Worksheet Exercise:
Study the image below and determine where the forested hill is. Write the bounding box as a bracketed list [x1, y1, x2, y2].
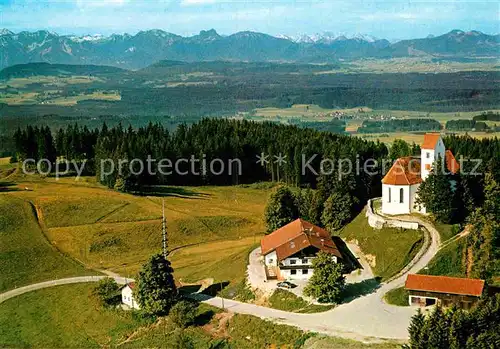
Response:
[0, 63, 126, 79]
[13, 119, 388, 209]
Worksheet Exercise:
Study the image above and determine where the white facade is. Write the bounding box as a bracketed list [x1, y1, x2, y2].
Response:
[381, 184, 412, 215]
[264, 251, 277, 267]
[381, 183, 427, 215]
[421, 137, 445, 180]
[263, 253, 338, 281]
[121, 285, 140, 309]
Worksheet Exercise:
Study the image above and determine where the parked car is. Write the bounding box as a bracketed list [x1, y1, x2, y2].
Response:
[277, 281, 297, 289]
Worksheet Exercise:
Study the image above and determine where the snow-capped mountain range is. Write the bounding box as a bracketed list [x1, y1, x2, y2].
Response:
[0, 28, 498, 70]
[276, 32, 379, 44]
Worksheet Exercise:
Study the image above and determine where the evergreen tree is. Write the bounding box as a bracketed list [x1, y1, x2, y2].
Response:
[415, 157, 457, 223]
[303, 251, 345, 303]
[467, 173, 500, 281]
[425, 306, 449, 349]
[134, 253, 177, 315]
[321, 191, 354, 232]
[389, 139, 412, 160]
[264, 186, 299, 233]
[408, 309, 426, 349]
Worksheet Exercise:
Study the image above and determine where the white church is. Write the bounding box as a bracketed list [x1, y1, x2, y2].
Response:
[381, 133, 460, 215]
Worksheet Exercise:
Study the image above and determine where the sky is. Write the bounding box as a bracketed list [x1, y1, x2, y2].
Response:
[0, 0, 498, 40]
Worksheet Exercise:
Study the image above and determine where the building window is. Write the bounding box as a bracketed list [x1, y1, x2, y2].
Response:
[399, 188, 404, 203]
[290, 269, 297, 275]
[302, 258, 308, 264]
[268, 259, 273, 264]
[290, 259, 296, 265]
[302, 269, 308, 275]
[388, 187, 391, 202]
[426, 152, 431, 159]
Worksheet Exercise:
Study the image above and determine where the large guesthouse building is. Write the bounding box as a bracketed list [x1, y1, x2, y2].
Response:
[260, 218, 344, 281]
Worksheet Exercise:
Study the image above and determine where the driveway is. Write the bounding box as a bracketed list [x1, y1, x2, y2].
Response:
[243, 213, 441, 341]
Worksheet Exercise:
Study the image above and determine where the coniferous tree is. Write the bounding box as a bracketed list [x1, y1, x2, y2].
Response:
[425, 306, 449, 349]
[264, 186, 299, 233]
[415, 157, 456, 223]
[134, 253, 177, 315]
[407, 309, 426, 349]
[321, 191, 354, 232]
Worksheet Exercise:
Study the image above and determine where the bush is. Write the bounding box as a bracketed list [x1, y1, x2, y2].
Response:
[169, 300, 198, 329]
[92, 278, 120, 307]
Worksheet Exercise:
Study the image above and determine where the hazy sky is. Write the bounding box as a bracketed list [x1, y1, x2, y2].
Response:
[0, 0, 498, 39]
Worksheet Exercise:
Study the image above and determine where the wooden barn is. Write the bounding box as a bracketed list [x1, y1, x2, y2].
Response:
[405, 274, 485, 309]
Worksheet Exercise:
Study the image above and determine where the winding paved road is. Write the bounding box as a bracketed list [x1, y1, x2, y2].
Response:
[0, 276, 130, 304]
[0, 214, 441, 343]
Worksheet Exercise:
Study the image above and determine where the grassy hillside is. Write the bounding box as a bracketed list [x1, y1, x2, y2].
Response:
[0, 283, 399, 348]
[4, 176, 269, 286]
[421, 239, 467, 277]
[338, 209, 424, 280]
[0, 194, 93, 292]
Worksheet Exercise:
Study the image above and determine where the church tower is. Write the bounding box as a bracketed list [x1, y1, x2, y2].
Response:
[420, 133, 445, 180]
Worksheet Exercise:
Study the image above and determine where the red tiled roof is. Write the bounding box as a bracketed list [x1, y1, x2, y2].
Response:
[127, 282, 135, 289]
[261, 218, 342, 261]
[405, 274, 485, 297]
[422, 133, 442, 150]
[445, 150, 460, 174]
[382, 157, 422, 185]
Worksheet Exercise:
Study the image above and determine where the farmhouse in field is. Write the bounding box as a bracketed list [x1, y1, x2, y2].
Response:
[405, 274, 485, 309]
[382, 133, 460, 215]
[261, 218, 344, 281]
[121, 282, 140, 309]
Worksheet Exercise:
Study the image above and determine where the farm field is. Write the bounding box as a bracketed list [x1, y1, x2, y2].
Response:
[253, 104, 372, 119]
[1, 175, 270, 287]
[0, 75, 103, 88]
[250, 104, 500, 143]
[358, 131, 500, 144]
[337, 209, 424, 280]
[328, 57, 500, 74]
[0, 90, 120, 106]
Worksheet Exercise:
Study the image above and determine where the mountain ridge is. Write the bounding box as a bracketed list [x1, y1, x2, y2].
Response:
[0, 28, 498, 70]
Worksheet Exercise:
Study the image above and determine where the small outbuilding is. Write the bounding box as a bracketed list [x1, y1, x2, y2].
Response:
[405, 274, 485, 309]
[121, 282, 140, 309]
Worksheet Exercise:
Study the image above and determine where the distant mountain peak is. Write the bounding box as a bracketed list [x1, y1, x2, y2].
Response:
[199, 29, 219, 37]
[0, 29, 13, 36]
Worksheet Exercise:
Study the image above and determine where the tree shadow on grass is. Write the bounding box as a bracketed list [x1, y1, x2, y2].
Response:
[194, 309, 216, 326]
[178, 284, 202, 295]
[0, 181, 20, 192]
[332, 236, 362, 272]
[340, 277, 382, 304]
[201, 281, 230, 297]
[135, 186, 211, 199]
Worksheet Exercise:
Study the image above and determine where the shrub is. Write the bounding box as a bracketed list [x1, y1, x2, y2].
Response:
[169, 300, 198, 329]
[92, 278, 120, 307]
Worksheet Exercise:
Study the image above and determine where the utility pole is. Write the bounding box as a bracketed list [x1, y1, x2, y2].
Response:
[162, 199, 167, 258]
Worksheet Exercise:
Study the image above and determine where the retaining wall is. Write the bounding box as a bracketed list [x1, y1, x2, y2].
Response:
[366, 198, 419, 230]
